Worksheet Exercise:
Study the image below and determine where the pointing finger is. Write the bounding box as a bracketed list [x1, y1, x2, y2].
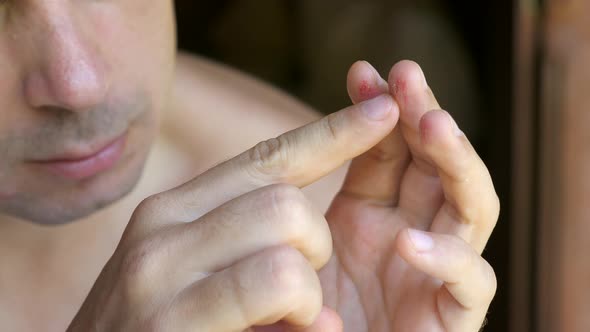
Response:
[143, 93, 399, 227]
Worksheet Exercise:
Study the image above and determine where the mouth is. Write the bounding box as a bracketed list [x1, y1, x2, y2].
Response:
[29, 131, 128, 180]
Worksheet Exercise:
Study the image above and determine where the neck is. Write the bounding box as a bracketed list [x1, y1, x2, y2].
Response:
[0, 204, 131, 332]
[0, 194, 131, 298]
[0, 207, 126, 262]
[0, 130, 198, 283]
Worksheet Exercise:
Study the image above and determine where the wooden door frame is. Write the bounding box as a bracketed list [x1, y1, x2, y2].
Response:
[514, 1, 590, 331]
[511, 1, 540, 331]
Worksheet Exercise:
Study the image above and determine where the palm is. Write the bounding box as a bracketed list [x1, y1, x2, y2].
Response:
[321, 174, 449, 331]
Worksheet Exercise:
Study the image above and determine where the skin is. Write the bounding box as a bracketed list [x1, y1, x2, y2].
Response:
[0, 1, 499, 331]
[0, 0, 176, 223]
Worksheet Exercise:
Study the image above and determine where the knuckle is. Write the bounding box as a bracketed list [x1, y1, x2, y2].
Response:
[366, 140, 398, 163]
[479, 260, 498, 302]
[475, 190, 500, 227]
[267, 184, 312, 238]
[489, 192, 501, 220]
[451, 239, 476, 275]
[323, 113, 340, 141]
[266, 246, 316, 301]
[262, 184, 332, 269]
[133, 194, 167, 221]
[248, 136, 292, 179]
[119, 240, 167, 298]
[442, 202, 467, 224]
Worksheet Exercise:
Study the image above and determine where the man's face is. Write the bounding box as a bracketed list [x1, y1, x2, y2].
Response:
[0, 1, 177, 224]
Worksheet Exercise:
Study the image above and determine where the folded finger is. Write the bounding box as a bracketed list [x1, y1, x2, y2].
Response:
[159, 184, 332, 278]
[141, 93, 399, 228]
[419, 110, 499, 252]
[167, 246, 323, 331]
[396, 229, 496, 331]
[397, 229, 497, 307]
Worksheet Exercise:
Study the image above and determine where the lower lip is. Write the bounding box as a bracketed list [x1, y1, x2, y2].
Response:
[36, 134, 127, 180]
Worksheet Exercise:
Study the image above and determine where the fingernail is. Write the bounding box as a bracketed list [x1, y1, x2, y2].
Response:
[446, 112, 464, 137]
[418, 66, 428, 87]
[361, 94, 392, 121]
[364, 61, 381, 82]
[408, 229, 434, 252]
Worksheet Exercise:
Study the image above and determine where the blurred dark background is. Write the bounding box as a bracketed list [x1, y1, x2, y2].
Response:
[174, 1, 514, 331]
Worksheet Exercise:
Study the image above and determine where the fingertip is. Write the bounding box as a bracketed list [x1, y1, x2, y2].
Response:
[397, 228, 436, 258]
[388, 60, 428, 99]
[388, 60, 437, 130]
[346, 61, 368, 87]
[419, 110, 471, 179]
[357, 94, 399, 123]
[315, 307, 344, 332]
[280, 306, 343, 332]
[347, 60, 370, 78]
[419, 110, 454, 145]
[347, 61, 388, 103]
[395, 228, 420, 261]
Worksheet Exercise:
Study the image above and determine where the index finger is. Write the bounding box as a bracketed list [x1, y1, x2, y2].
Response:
[153, 94, 399, 223]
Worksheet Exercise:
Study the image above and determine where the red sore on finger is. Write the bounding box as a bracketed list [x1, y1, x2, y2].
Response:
[359, 79, 380, 100]
[394, 79, 406, 94]
[393, 79, 408, 104]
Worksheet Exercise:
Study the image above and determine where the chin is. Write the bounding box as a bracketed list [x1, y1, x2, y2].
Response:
[1, 141, 151, 226]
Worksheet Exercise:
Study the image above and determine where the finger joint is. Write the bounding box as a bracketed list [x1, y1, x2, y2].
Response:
[248, 136, 292, 181]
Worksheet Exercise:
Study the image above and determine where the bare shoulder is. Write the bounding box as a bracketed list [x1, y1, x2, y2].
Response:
[166, 52, 322, 155]
[164, 52, 346, 212]
[173, 52, 320, 123]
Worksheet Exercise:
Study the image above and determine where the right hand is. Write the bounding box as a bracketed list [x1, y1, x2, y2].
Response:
[67, 91, 400, 331]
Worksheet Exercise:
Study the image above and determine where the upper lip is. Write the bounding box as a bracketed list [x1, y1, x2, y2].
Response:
[30, 132, 126, 163]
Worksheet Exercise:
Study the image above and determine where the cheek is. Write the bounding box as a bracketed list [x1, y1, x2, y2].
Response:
[0, 28, 32, 140]
[0, 64, 17, 138]
[90, 1, 176, 107]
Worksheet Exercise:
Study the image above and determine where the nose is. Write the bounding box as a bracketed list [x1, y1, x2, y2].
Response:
[23, 13, 109, 112]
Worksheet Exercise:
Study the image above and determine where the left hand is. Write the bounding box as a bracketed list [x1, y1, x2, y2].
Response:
[315, 60, 499, 332]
